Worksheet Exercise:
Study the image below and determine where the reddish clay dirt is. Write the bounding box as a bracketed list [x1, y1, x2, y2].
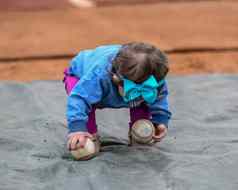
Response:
[1, 52, 238, 81]
[0, 1, 238, 81]
[1, 2, 238, 58]
[169, 52, 238, 75]
[94, 0, 233, 7]
[0, 0, 71, 11]
[0, 0, 223, 10]
[95, 0, 178, 6]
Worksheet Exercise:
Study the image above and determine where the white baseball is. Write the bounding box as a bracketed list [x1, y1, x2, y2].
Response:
[71, 138, 96, 160]
[131, 119, 154, 144]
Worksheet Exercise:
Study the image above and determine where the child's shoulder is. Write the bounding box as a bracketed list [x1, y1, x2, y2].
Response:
[76, 44, 121, 56]
[73, 44, 121, 64]
[70, 44, 121, 79]
[90, 44, 122, 60]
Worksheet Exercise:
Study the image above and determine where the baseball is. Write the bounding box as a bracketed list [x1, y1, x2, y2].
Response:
[131, 119, 155, 144]
[70, 138, 96, 160]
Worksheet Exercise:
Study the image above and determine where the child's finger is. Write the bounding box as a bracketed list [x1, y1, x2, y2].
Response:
[68, 132, 92, 139]
[67, 135, 78, 150]
[78, 135, 87, 148]
[71, 136, 81, 150]
[67, 137, 73, 150]
[67, 132, 92, 150]
[85, 133, 93, 139]
[153, 128, 167, 141]
[153, 131, 166, 141]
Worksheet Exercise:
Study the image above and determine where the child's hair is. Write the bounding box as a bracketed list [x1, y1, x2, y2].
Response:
[112, 42, 169, 83]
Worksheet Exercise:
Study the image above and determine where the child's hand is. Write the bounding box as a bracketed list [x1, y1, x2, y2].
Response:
[153, 124, 168, 142]
[67, 131, 93, 151]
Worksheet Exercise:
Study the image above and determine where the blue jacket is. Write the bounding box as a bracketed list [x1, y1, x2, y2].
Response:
[66, 45, 172, 133]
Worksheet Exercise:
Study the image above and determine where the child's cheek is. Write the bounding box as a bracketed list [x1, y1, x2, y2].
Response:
[118, 86, 124, 97]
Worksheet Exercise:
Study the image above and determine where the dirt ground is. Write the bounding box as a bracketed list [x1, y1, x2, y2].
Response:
[0, 1, 238, 81]
[0, 0, 71, 10]
[1, 52, 238, 81]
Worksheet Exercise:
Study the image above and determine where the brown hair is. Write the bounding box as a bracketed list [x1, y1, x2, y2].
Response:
[112, 42, 169, 83]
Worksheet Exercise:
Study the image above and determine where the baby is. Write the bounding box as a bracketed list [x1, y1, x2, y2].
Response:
[63, 42, 172, 159]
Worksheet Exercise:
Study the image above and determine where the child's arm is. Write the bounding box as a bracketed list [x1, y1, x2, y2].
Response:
[66, 69, 108, 150]
[66, 71, 105, 149]
[67, 71, 104, 133]
[149, 81, 171, 127]
[149, 81, 172, 141]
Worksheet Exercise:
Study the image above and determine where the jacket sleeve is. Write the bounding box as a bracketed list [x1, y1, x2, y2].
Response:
[66, 71, 104, 133]
[68, 50, 91, 78]
[148, 81, 172, 128]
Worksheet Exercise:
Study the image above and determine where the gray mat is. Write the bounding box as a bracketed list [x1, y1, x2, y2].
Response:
[1, 75, 238, 190]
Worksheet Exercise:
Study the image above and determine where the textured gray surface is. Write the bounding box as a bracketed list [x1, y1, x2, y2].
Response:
[0, 75, 238, 190]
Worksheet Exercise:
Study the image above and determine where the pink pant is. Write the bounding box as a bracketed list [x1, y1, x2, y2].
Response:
[63, 69, 150, 134]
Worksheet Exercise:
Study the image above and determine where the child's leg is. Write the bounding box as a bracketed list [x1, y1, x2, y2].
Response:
[63, 69, 79, 95]
[63, 69, 97, 134]
[129, 103, 151, 128]
[129, 103, 153, 145]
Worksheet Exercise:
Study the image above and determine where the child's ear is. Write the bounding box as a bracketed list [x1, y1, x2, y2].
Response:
[112, 74, 122, 85]
[111, 66, 123, 85]
[154, 63, 169, 80]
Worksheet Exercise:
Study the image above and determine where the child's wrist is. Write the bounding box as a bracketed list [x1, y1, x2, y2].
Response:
[68, 120, 88, 133]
